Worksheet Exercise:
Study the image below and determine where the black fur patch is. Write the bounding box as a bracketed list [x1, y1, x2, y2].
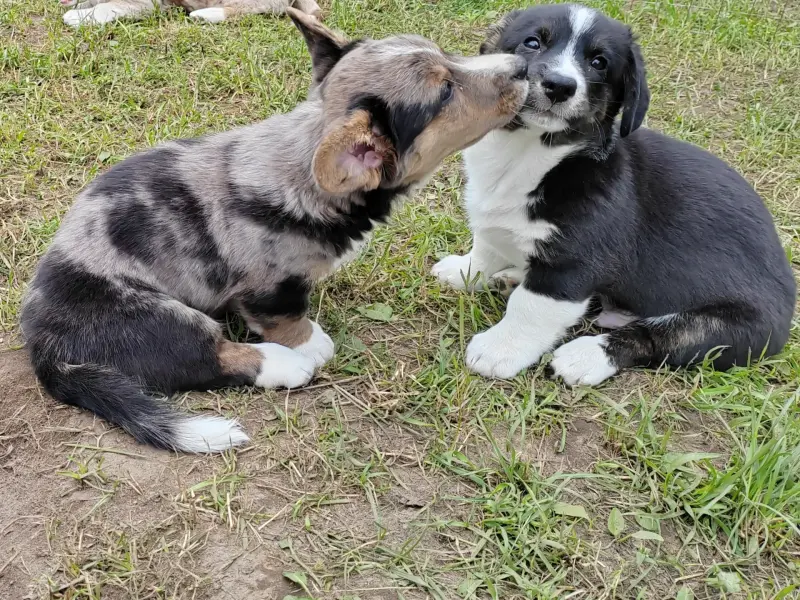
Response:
[339, 39, 365, 56]
[98, 147, 232, 292]
[107, 201, 157, 264]
[348, 94, 443, 156]
[390, 102, 443, 155]
[304, 32, 364, 84]
[239, 275, 311, 319]
[226, 158, 406, 257]
[175, 137, 203, 147]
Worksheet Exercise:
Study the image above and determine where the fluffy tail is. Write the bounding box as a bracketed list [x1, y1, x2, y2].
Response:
[37, 362, 249, 453]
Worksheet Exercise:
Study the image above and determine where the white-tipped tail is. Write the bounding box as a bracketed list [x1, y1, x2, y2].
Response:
[172, 416, 249, 453]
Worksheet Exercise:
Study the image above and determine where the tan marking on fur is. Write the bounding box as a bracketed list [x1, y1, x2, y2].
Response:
[259, 316, 314, 348]
[218, 340, 262, 377]
[287, 7, 347, 44]
[291, 0, 320, 19]
[427, 64, 449, 85]
[313, 110, 396, 194]
[399, 68, 525, 184]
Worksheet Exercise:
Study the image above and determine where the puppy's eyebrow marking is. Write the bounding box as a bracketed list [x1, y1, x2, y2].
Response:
[568, 5, 595, 38]
[547, 5, 596, 103]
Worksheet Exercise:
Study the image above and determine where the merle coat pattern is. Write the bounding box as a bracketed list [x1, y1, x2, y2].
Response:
[21, 10, 529, 451]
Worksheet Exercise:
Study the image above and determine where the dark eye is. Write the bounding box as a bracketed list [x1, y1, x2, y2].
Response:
[440, 80, 454, 103]
[591, 55, 607, 70]
[523, 36, 541, 50]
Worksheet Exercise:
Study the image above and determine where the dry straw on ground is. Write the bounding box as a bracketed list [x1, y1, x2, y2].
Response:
[1, 0, 798, 598]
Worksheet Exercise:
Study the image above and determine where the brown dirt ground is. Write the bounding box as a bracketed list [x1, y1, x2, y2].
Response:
[0, 349, 464, 599]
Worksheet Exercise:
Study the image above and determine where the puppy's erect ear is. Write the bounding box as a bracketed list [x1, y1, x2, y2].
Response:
[313, 110, 397, 195]
[479, 11, 519, 55]
[287, 7, 349, 84]
[619, 39, 650, 138]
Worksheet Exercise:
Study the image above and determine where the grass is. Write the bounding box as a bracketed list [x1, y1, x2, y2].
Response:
[0, 0, 798, 598]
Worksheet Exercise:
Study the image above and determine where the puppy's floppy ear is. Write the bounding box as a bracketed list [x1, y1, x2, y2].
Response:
[287, 7, 349, 84]
[619, 39, 650, 138]
[313, 110, 397, 195]
[479, 11, 518, 55]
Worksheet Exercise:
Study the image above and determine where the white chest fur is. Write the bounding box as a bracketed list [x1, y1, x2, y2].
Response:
[462, 129, 576, 267]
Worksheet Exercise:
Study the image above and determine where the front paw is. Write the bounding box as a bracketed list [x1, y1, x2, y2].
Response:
[293, 321, 335, 368]
[466, 325, 543, 379]
[550, 335, 617, 386]
[432, 254, 479, 291]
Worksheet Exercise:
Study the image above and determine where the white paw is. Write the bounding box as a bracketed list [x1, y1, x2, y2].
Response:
[60, 0, 77, 6]
[488, 267, 524, 297]
[63, 4, 119, 25]
[432, 254, 481, 290]
[466, 324, 544, 379]
[253, 343, 315, 389]
[550, 335, 618, 386]
[293, 321, 335, 368]
[189, 7, 226, 22]
[63, 8, 87, 25]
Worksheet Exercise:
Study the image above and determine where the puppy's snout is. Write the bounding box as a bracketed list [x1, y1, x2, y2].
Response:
[511, 58, 528, 81]
[542, 73, 577, 103]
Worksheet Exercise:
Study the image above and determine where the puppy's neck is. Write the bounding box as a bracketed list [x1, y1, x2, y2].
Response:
[539, 118, 618, 162]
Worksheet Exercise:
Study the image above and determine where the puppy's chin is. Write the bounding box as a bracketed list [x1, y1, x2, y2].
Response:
[519, 109, 570, 133]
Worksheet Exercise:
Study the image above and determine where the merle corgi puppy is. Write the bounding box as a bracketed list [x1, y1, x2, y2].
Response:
[21, 10, 529, 451]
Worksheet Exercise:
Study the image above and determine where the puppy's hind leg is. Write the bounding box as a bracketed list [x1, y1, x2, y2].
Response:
[63, 0, 156, 26]
[217, 339, 316, 389]
[189, 0, 296, 23]
[550, 302, 786, 386]
[487, 267, 525, 298]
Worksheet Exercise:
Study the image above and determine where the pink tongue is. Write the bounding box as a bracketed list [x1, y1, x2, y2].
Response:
[362, 150, 382, 169]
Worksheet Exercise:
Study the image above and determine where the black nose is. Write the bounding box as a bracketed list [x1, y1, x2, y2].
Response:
[512, 59, 528, 80]
[542, 73, 577, 103]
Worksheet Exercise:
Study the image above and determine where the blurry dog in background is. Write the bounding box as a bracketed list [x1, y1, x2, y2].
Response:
[59, 0, 321, 27]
